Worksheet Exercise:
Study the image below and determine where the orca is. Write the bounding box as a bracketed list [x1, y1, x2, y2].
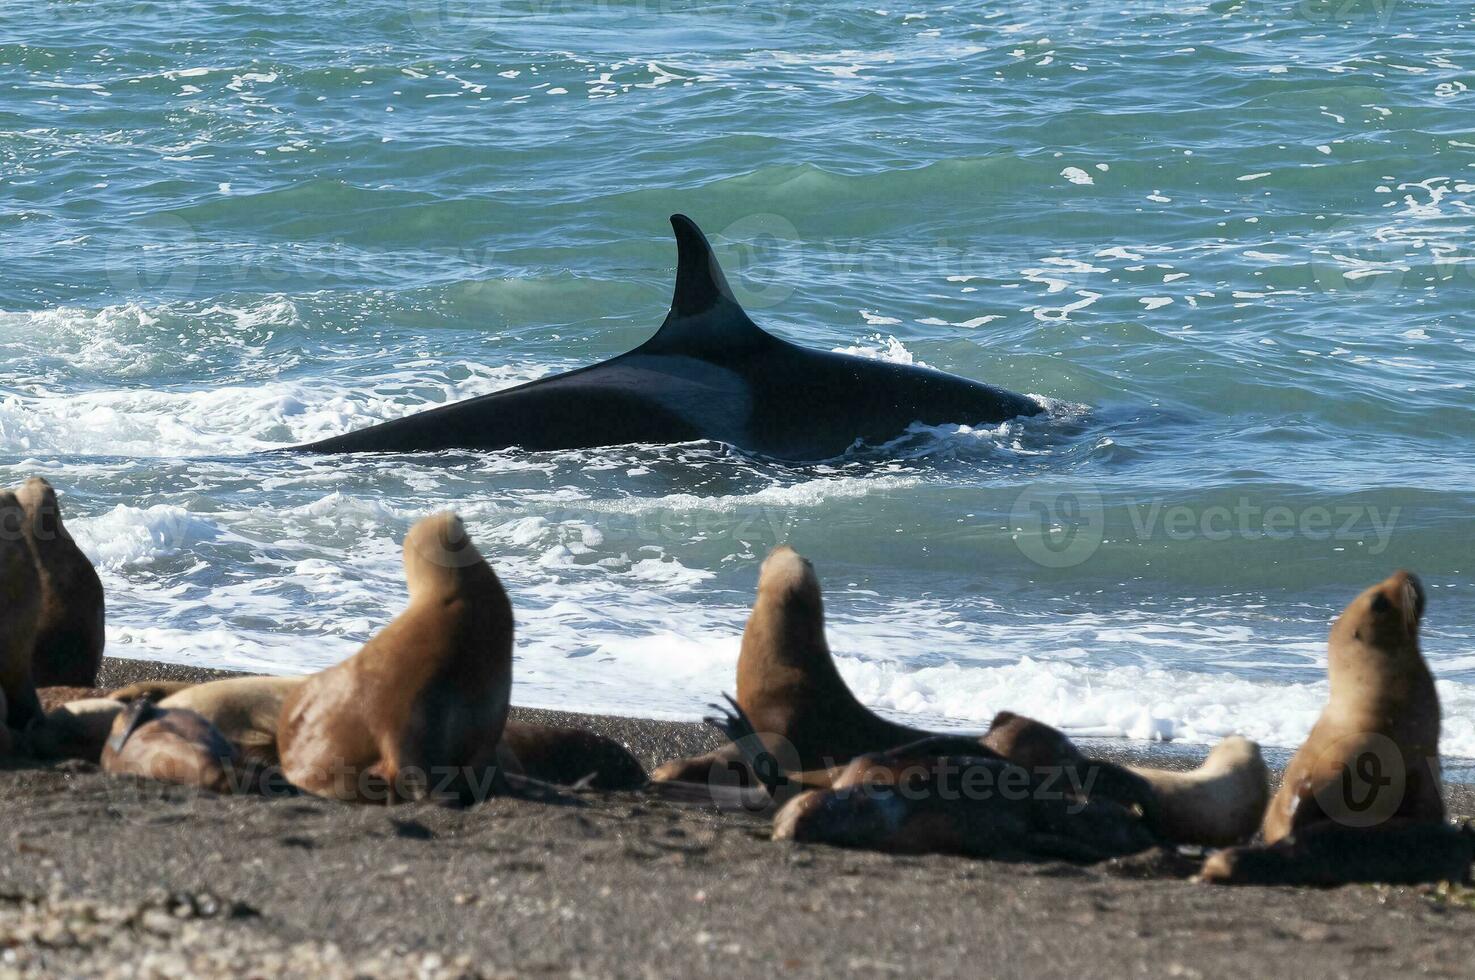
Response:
[297, 215, 1042, 462]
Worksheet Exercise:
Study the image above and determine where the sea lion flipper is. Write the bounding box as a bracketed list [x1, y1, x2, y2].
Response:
[107, 698, 155, 756]
[702, 693, 756, 744]
[704, 693, 787, 797]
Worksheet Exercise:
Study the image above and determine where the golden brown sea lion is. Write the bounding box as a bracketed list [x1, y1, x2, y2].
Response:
[1128, 736, 1269, 847]
[0, 491, 43, 732]
[1262, 571, 1441, 843]
[652, 546, 944, 786]
[15, 478, 105, 688]
[1201, 819, 1474, 887]
[101, 700, 245, 794]
[107, 680, 197, 704]
[277, 513, 514, 804]
[159, 675, 303, 767]
[112, 674, 642, 789]
[26, 697, 125, 762]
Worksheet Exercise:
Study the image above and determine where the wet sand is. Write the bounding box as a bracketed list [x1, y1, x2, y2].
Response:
[1, 657, 1472, 978]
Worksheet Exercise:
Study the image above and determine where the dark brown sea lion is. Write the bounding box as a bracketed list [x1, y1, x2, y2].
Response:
[1128, 736, 1269, 847]
[0, 687, 10, 757]
[277, 513, 514, 804]
[1262, 571, 1441, 843]
[15, 478, 105, 688]
[651, 546, 974, 786]
[706, 696, 1164, 848]
[0, 490, 43, 732]
[771, 748, 1155, 862]
[499, 721, 647, 790]
[1202, 819, 1474, 887]
[101, 700, 245, 794]
[25, 697, 125, 762]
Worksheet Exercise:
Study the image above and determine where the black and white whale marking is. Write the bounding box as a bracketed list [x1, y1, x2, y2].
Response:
[298, 215, 1042, 462]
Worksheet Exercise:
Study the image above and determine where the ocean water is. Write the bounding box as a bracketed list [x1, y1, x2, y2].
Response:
[3, 0, 1473, 761]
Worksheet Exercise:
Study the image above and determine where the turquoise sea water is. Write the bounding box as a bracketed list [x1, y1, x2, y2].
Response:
[3, 0, 1473, 757]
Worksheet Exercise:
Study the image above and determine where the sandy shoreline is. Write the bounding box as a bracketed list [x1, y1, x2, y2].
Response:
[1, 657, 1472, 978]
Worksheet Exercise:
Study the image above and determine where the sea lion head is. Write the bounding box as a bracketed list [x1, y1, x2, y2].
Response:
[1201, 734, 1264, 775]
[402, 512, 489, 594]
[757, 545, 823, 619]
[983, 711, 1084, 769]
[14, 477, 68, 546]
[1330, 570, 1425, 666]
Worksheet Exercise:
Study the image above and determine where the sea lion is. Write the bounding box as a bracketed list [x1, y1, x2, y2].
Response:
[1262, 571, 1441, 843]
[1201, 819, 1475, 887]
[101, 700, 246, 794]
[0, 491, 43, 732]
[277, 513, 514, 805]
[499, 721, 647, 791]
[652, 546, 961, 786]
[1128, 736, 1269, 847]
[706, 695, 1165, 852]
[108, 680, 197, 704]
[981, 711, 1162, 825]
[14, 478, 105, 688]
[159, 676, 303, 767]
[26, 697, 125, 763]
[771, 748, 1155, 863]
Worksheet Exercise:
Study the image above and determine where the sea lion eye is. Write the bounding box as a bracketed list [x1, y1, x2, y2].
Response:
[1370, 593, 1392, 615]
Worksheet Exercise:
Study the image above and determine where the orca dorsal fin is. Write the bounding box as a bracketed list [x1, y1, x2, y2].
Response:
[640, 214, 773, 357]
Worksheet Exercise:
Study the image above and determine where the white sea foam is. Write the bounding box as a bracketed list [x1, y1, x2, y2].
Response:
[832, 334, 926, 366]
